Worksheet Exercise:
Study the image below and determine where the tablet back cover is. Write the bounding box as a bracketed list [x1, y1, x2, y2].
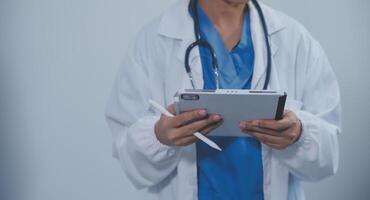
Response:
[175, 90, 286, 137]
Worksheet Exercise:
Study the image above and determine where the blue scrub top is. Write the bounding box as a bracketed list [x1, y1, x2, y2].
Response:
[193, 5, 264, 200]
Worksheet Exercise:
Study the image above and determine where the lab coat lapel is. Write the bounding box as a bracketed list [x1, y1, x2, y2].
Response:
[157, 0, 204, 90]
[158, 0, 287, 91]
[249, 1, 282, 90]
[171, 3, 204, 90]
[159, 0, 285, 91]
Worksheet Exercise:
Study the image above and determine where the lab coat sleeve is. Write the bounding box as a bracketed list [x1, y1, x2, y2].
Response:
[105, 28, 182, 189]
[273, 33, 341, 182]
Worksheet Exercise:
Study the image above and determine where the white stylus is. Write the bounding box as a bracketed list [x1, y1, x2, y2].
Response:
[148, 99, 222, 151]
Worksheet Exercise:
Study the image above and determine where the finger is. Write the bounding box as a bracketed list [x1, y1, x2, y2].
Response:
[173, 135, 198, 146]
[166, 104, 177, 115]
[248, 131, 285, 145]
[258, 119, 291, 131]
[280, 127, 300, 143]
[243, 117, 293, 131]
[172, 109, 208, 127]
[173, 117, 223, 145]
[264, 142, 286, 150]
[167, 104, 201, 116]
[200, 119, 223, 134]
[178, 114, 222, 136]
[240, 122, 281, 136]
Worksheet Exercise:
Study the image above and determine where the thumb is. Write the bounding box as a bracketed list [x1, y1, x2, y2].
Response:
[167, 104, 177, 115]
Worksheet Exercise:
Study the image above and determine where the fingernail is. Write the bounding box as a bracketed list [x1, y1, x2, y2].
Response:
[252, 120, 260, 127]
[213, 115, 221, 121]
[198, 110, 207, 116]
[239, 122, 246, 128]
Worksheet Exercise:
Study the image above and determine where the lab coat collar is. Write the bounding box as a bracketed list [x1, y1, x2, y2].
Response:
[157, 0, 285, 40]
[157, 0, 285, 89]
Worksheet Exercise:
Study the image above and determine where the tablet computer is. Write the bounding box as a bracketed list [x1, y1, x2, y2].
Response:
[174, 89, 287, 137]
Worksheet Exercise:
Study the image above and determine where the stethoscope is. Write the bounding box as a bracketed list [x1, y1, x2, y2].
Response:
[185, 0, 272, 90]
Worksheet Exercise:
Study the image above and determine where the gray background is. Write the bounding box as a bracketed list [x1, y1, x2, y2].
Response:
[0, 0, 369, 199]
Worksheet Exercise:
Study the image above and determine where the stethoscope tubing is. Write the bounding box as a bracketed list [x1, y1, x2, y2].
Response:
[185, 0, 271, 90]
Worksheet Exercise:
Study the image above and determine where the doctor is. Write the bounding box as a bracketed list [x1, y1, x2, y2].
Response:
[106, 0, 341, 199]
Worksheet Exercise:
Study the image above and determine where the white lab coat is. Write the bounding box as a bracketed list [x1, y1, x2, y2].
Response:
[105, 0, 341, 199]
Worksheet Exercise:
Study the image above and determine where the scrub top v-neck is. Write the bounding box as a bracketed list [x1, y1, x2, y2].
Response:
[193, 4, 264, 200]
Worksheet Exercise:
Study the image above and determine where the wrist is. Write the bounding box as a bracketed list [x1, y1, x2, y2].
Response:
[154, 121, 163, 142]
[292, 119, 303, 144]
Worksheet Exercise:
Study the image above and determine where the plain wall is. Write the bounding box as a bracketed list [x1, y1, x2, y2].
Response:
[1, 0, 369, 200]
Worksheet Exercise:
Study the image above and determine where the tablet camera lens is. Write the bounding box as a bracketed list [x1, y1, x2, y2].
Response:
[181, 94, 199, 101]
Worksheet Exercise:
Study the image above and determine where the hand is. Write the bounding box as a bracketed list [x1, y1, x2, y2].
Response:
[239, 111, 302, 150]
[155, 104, 223, 146]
